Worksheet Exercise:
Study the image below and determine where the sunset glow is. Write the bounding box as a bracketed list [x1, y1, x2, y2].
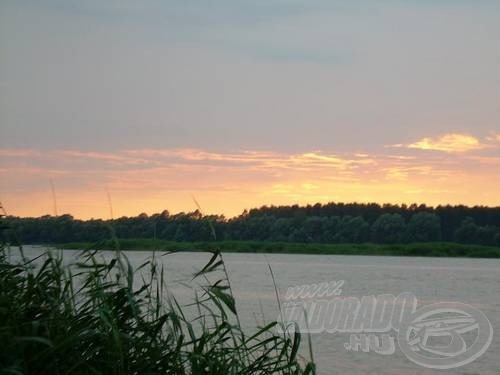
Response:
[2, 135, 499, 219]
[1, 1, 499, 218]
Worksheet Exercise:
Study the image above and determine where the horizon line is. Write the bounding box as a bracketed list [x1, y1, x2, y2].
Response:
[4, 200, 500, 221]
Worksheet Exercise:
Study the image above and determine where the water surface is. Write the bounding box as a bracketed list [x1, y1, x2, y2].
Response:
[16, 246, 500, 375]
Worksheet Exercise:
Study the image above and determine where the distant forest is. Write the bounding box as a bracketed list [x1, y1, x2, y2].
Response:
[2, 203, 500, 246]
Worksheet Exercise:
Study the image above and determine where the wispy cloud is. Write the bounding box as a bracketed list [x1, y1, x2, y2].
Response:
[486, 133, 500, 143]
[1, 145, 499, 218]
[391, 133, 490, 153]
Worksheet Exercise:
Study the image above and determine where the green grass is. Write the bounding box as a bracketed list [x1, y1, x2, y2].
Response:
[58, 239, 500, 258]
[0, 243, 315, 374]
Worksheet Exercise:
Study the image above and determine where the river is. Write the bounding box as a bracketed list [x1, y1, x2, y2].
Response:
[14, 246, 500, 374]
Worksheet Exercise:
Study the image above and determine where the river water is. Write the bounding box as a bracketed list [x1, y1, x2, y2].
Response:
[15, 246, 500, 374]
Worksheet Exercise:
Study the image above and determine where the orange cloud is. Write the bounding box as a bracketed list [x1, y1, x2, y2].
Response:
[0, 149, 40, 157]
[486, 133, 500, 143]
[1, 147, 499, 219]
[405, 133, 485, 153]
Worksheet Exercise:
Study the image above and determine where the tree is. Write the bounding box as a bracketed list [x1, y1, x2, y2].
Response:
[371, 214, 406, 244]
[303, 216, 328, 243]
[335, 216, 370, 243]
[288, 227, 311, 243]
[270, 218, 292, 242]
[322, 216, 341, 243]
[454, 217, 480, 244]
[4, 203, 500, 245]
[406, 212, 441, 242]
[495, 232, 500, 246]
[475, 225, 498, 246]
[452, 218, 499, 245]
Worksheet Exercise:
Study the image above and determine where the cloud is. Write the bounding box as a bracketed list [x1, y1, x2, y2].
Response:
[1, 146, 500, 219]
[0, 149, 40, 157]
[486, 133, 500, 143]
[393, 133, 486, 153]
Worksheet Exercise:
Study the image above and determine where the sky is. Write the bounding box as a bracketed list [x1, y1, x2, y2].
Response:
[1, 0, 499, 219]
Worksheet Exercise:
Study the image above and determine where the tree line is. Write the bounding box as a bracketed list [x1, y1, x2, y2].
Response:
[2, 203, 500, 246]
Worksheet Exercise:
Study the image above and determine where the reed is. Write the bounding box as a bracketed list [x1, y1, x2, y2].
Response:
[0, 240, 315, 374]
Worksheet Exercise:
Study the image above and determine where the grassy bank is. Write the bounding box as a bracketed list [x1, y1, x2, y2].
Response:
[58, 239, 500, 258]
[0, 243, 315, 374]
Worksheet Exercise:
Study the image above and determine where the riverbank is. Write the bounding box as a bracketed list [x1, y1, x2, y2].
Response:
[57, 239, 500, 258]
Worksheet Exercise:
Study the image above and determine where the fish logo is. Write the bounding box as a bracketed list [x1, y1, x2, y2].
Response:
[398, 302, 493, 369]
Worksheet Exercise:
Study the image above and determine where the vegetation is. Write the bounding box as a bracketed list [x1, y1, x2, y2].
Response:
[3, 202, 500, 246]
[59, 239, 500, 258]
[1, 203, 498, 374]
[0, 220, 315, 373]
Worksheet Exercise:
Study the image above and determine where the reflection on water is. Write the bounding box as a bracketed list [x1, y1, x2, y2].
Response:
[15, 246, 500, 375]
